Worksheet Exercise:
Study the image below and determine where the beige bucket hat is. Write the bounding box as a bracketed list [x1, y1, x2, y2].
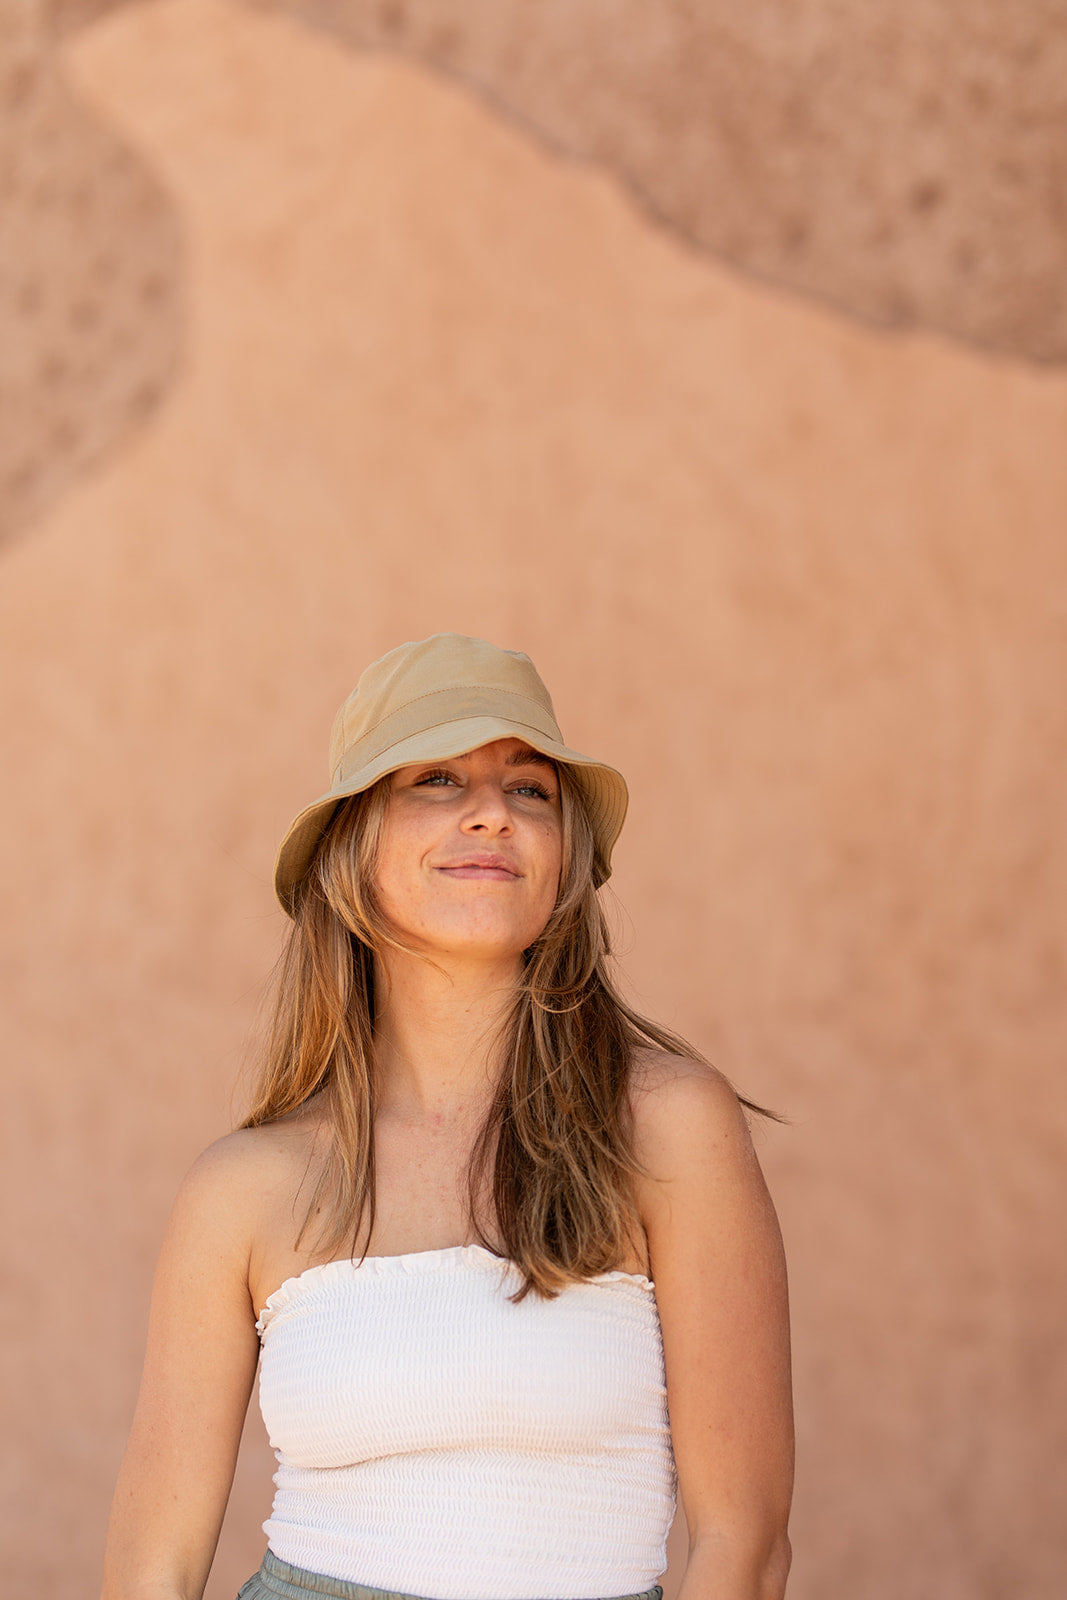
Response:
[274, 633, 628, 916]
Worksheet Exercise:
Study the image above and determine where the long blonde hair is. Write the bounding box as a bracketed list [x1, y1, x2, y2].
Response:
[244, 767, 753, 1298]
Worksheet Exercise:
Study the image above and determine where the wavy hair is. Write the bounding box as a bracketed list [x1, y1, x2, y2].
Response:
[243, 766, 765, 1299]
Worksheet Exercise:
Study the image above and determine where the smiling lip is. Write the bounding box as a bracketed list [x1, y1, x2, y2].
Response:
[436, 855, 521, 881]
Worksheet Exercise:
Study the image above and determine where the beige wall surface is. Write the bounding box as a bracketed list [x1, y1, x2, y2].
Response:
[2, 2, 1066, 1597]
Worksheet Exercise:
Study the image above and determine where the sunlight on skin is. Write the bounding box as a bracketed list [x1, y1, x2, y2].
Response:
[376, 738, 564, 971]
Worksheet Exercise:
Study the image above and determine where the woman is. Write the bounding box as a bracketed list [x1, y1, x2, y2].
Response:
[101, 633, 793, 1600]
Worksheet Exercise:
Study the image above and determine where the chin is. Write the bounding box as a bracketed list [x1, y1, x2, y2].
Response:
[414, 922, 538, 964]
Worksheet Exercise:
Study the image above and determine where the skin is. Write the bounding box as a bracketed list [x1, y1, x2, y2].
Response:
[101, 737, 793, 1600]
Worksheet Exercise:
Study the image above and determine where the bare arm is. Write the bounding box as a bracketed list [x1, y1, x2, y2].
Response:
[633, 1062, 794, 1600]
[101, 1137, 262, 1600]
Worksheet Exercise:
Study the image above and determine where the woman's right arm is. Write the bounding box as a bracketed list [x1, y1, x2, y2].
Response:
[101, 1136, 263, 1600]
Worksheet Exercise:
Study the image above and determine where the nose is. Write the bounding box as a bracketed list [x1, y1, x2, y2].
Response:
[459, 777, 513, 835]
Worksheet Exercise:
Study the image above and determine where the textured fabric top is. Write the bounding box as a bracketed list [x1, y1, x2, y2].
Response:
[255, 1244, 676, 1600]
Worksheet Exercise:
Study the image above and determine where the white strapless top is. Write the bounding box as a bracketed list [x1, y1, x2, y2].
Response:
[255, 1244, 676, 1599]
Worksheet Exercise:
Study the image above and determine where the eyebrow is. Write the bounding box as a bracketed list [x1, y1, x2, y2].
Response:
[505, 746, 555, 769]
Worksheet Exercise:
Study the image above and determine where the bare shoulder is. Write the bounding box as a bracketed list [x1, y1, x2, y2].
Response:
[169, 1102, 328, 1248]
[629, 1048, 754, 1178]
[628, 1048, 786, 1340]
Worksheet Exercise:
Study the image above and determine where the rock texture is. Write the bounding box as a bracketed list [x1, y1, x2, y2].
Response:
[12, 0, 1066, 542]
[2, 6, 1065, 1600]
[0, 0, 181, 544]
[54, 0, 1067, 363]
[3, 3, 1067, 1599]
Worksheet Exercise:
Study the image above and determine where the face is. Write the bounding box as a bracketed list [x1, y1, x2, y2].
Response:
[374, 738, 564, 965]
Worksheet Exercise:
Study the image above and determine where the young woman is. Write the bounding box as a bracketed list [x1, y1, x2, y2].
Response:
[101, 632, 794, 1600]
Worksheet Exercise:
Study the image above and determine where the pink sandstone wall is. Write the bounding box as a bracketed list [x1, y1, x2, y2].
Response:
[3, 2, 1066, 1597]
[0, 0, 180, 542]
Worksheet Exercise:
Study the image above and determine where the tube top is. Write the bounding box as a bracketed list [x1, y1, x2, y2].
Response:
[255, 1243, 676, 1600]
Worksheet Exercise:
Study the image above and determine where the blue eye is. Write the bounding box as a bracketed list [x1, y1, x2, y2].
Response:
[411, 769, 552, 799]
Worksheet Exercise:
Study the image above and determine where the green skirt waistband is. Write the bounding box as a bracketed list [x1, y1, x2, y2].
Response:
[237, 1549, 665, 1600]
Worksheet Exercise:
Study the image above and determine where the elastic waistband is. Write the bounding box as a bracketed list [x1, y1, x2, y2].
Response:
[245, 1550, 664, 1600]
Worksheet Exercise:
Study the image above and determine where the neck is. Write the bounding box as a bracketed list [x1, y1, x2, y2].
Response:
[373, 947, 523, 1122]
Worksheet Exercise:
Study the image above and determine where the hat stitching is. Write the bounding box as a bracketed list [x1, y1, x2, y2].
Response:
[338, 683, 557, 762]
[333, 709, 574, 786]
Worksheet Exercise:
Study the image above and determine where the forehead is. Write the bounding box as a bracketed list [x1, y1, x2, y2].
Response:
[491, 739, 554, 768]
[420, 738, 553, 767]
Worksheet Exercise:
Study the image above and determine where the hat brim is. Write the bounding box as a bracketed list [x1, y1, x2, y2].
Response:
[273, 714, 627, 916]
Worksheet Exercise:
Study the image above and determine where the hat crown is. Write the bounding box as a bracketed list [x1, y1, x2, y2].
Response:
[329, 633, 562, 784]
[274, 632, 628, 915]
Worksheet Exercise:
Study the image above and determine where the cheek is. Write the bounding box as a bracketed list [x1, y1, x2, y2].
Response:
[550, 840, 564, 897]
[373, 815, 423, 912]
[535, 823, 564, 907]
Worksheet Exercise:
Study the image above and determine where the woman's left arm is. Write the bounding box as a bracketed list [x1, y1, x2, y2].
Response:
[632, 1059, 794, 1600]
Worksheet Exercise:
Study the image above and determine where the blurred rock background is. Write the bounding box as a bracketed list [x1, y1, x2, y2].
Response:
[2, 3, 1065, 1596]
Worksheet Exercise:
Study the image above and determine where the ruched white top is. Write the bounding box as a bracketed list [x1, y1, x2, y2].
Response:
[255, 1244, 676, 1600]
